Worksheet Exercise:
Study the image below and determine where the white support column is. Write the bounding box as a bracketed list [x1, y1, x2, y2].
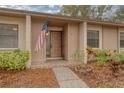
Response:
[79, 23, 84, 51]
[83, 22, 87, 64]
[26, 15, 31, 67]
[79, 22, 87, 64]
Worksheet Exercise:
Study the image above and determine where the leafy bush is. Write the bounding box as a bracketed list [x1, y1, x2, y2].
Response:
[109, 53, 124, 73]
[86, 47, 95, 55]
[0, 49, 30, 70]
[91, 49, 109, 65]
[95, 56, 107, 65]
[112, 53, 124, 63]
[88, 49, 113, 64]
[104, 49, 113, 56]
[73, 50, 84, 62]
[95, 49, 106, 57]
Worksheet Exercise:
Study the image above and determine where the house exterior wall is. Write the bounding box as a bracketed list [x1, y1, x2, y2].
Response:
[0, 16, 26, 50]
[0, 13, 124, 67]
[31, 18, 44, 65]
[102, 26, 118, 51]
[87, 24, 123, 53]
[63, 25, 68, 60]
[67, 23, 79, 61]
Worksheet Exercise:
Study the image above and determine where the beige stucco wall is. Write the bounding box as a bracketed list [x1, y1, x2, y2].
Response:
[0, 16, 26, 50]
[87, 24, 119, 51]
[63, 25, 68, 60]
[67, 23, 79, 61]
[102, 26, 118, 51]
[1, 14, 124, 67]
[31, 18, 45, 65]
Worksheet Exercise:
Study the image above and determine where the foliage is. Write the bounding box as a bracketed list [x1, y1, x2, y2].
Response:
[94, 49, 113, 57]
[60, 5, 124, 23]
[113, 6, 124, 23]
[89, 49, 113, 65]
[91, 5, 112, 20]
[104, 49, 113, 56]
[73, 50, 84, 62]
[60, 5, 91, 19]
[94, 49, 106, 57]
[94, 56, 107, 65]
[86, 47, 95, 55]
[110, 53, 124, 73]
[0, 49, 30, 70]
[112, 53, 124, 63]
[60, 5, 112, 21]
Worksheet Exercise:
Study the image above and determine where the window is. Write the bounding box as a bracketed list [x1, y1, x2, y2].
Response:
[0, 24, 18, 48]
[87, 30, 99, 48]
[120, 32, 124, 48]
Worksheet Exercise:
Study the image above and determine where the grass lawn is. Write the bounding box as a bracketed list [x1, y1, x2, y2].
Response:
[0, 68, 59, 88]
[70, 62, 124, 88]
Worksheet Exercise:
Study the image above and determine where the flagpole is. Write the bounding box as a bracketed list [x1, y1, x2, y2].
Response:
[43, 28, 47, 63]
[44, 17, 48, 63]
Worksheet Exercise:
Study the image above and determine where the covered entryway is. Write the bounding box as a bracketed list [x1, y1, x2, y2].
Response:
[31, 16, 79, 66]
[46, 30, 64, 59]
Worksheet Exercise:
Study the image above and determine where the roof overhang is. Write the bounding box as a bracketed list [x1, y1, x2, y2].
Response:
[0, 7, 124, 27]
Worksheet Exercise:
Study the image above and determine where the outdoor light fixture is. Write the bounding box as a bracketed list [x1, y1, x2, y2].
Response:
[45, 31, 49, 36]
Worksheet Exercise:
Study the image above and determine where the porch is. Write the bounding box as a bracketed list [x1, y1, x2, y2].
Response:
[31, 60, 82, 68]
[31, 16, 87, 67]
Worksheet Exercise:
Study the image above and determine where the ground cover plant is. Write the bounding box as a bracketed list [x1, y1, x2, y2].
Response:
[71, 48, 124, 88]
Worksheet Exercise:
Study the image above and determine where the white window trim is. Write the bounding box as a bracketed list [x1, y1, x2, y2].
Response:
[118, 30, 124, 53]
[87, 30, 102, 49]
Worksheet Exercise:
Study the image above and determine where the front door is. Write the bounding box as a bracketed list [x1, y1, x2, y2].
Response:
[46, 31, 62, 58]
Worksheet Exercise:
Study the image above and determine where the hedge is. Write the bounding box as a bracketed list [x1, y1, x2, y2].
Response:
[0, 49, 30, 70]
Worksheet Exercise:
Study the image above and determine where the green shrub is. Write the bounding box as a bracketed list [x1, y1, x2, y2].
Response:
[104, 49, 113, 56]
[73, 50, 84, 62]
[112, 53, 124, 63]
[0, 49, 30, 70]
[95, 49, 106, 57]
[94, 56, 107, 65]
[91, 49, 108, 65]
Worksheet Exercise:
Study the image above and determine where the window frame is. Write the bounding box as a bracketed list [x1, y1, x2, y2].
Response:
[0, 23, 19, 50]
[119, 31, 124, 52]
[87, 30, 102, 49]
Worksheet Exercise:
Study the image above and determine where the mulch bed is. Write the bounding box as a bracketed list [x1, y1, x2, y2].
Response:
[70, 62, 124, 88]
[0, 68, 59, 88]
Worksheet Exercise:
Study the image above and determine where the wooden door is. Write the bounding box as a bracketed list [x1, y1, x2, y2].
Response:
[51, 31, 62, 57]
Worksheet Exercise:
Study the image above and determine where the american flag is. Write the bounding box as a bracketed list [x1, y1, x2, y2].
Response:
[35, 18, 48, 52]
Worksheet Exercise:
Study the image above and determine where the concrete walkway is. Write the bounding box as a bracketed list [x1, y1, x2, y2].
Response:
[53, 67, 88, 88]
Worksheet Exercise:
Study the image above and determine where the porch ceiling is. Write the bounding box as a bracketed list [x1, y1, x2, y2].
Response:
[48, 20, 67, 27]
[32, 16, 68, 27]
